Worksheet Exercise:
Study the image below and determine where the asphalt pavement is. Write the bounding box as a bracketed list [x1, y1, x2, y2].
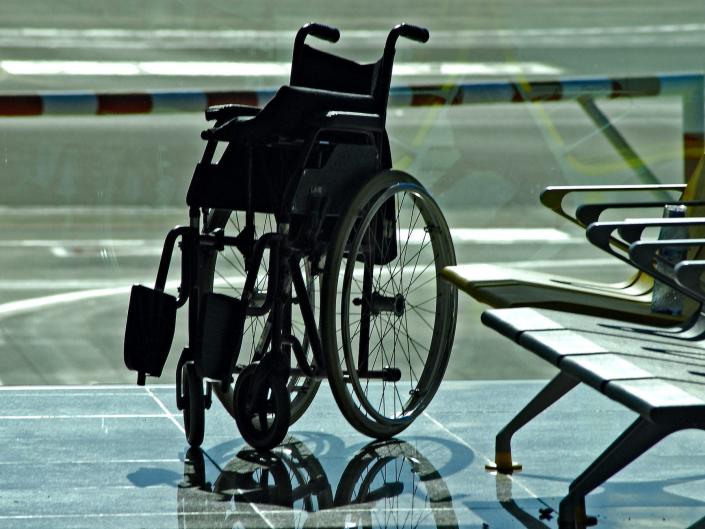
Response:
[0, 1, 701, 384]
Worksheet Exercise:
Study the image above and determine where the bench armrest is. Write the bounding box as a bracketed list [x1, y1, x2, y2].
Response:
[540, 184, 686, 227]
[576, 199, 705, 226]
[586, 217, 705, 264]
[629, 239, 705, 301]
[675, 259, 705, 301]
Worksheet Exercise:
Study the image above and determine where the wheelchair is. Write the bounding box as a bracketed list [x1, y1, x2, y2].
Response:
[124, 22, 458, 450]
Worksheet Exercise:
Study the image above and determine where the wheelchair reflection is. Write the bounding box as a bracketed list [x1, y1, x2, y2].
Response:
[178, 438, 458, 529]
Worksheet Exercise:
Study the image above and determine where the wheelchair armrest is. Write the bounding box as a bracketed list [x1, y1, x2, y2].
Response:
[315, 111, 384, 132]
[540, 184, 686, 227]
[205, 104, 261, 122]
[576, 199, 705, 226]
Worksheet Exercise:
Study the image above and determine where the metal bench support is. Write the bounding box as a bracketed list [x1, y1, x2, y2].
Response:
[486, 371, 579, 473]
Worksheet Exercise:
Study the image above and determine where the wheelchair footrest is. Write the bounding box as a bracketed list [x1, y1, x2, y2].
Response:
[198, 293, 246, 381]
[124, 285, 178, 381]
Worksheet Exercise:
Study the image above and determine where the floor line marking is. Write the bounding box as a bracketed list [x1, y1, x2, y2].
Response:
[422, 410, 552, 509]
[0, 458, 180, 466]
[145, 386, 185, 434]
[0, 506, 460, 520]
[0, 383, 173, 391]
[0, 413, 167, 420]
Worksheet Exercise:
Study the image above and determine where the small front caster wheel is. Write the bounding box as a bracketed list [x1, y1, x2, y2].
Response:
[234, 364, 290, 451]
[182, 361, 205, 447]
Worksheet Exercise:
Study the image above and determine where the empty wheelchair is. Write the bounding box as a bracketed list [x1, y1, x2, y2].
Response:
[124, 22, 458, 450]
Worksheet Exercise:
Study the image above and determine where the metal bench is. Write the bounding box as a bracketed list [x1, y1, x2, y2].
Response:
[442, 183, 705, 326]
[477, 218, 705, 527]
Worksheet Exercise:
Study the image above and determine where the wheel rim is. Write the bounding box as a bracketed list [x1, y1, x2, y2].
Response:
[336, 183, 456, 427]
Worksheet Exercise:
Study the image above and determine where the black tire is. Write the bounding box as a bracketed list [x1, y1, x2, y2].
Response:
[234, 363, 291, 450]
[201, 209, 320, 425]
[320, 170, 457, 438]
[182, 361, 205, 447]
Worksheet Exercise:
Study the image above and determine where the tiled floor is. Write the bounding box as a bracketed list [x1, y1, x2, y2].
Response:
[2, 380, 705, 528]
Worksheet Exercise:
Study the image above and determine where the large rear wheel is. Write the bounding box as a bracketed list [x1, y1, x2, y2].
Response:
[321, 171, 457, 438]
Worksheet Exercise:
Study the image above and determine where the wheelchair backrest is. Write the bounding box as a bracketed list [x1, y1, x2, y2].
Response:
[290, 44, 382, 99]
[289, 23, 429, 122]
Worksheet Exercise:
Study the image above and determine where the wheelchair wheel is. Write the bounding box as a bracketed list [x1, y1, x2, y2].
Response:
[182, 361, 205, 447]
[321, 170, 457, 438]
[202, 209, 321, 425]
[234, 363, 290, 450]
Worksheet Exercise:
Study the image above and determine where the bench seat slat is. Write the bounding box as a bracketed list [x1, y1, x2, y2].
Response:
[483, 307, 705, 424]
[604, 379, 705, 424]
[481, 307, 563, 341]
[518, 329, 607, 365]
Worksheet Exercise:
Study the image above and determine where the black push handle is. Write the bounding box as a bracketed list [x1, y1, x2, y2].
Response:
[297, 22, 340, 44]
[395, 23, 430, 43]
[385, 23, 429, 52]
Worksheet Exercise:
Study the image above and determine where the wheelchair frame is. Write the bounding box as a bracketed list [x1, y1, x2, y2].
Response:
[124, 22, 458, 450]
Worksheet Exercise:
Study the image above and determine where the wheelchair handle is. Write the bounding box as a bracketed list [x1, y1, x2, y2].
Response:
[386, 23, 430, 51]
[297, 22, 341, 44]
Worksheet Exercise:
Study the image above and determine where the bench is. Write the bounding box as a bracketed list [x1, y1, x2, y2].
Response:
[442, 183, 705, 326]
[470, 218, 705, 527]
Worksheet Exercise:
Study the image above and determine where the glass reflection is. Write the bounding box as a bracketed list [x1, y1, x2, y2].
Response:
[178, 437, 458, 529]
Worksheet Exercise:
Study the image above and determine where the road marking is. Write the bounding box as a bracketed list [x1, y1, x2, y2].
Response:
[0, 239, 154, 247]
[0, 25, 702, 48]
[399, 227, 579, 244]
[0, 279, 147, 290]
[0, 229, 582, 260]
[0, 60, 561, 77]
[0, 258, 621, 316]
[0, 286, 132, 317]
[495, 257, 621, 268]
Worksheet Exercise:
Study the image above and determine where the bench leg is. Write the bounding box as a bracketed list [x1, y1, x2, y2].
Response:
[486, 371, 579, 473]
[558, 417, 676, 528]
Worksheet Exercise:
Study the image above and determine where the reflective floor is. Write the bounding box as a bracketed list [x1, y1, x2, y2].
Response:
[3, 381, 705, 528]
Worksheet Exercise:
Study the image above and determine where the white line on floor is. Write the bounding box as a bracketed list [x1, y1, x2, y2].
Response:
[0, 458, 180, 465]
[0, 384, 173, 391]
[0, 414, 168, 420]
[145, 387, 185, 434]
[423, 410, 552, 510]
[0, 506, 460, 521]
